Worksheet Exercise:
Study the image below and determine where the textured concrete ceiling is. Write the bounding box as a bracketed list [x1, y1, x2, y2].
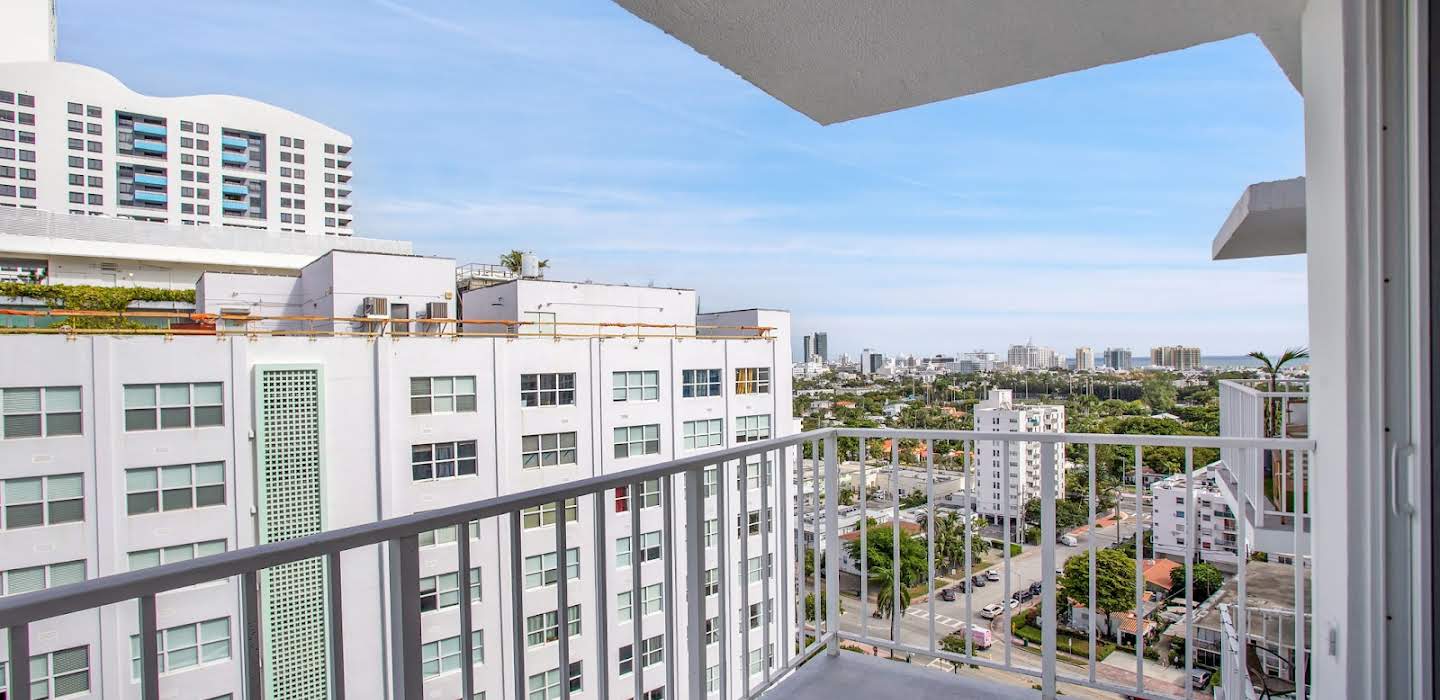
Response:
[614, 0, 1304, 124]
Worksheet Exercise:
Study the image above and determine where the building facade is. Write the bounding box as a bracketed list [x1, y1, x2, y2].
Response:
[812, 332, 828, 363]
[1103, 347, 1133, 371]
[1005, 342, 1059, 370]
[971, 389, 1065, 521]
[1150, 345, 1202, 371]
[1149, 466, 1240, 566]
[0, 252, 794, 700]
[1073, 346, 1095, 372]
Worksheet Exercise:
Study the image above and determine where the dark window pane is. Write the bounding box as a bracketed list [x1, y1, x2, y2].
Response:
[410, 396, 431, 414]
[161, 488, 193, 511]
[6, 502, 43, 527]
[127, 492, 159, 515]
[195, 485, 225, 507]
[412, 465, 432, 481]
[458, 459, 477, 475]
[160, 407, 191, 429]
[3, 413, 41, 438]
[193, 405, 223, 427]
[49, 499, 84, 523]
[125, 408, 157, 431]
[458, 442, 477, 458]
[46, 412, 82, 436]
[456, 395, 476, 412]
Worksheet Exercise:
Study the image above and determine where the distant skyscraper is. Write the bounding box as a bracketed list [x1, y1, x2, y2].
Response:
[1104, 347, 1134, 370]
[957, 350, 999, 373]
[860, 348, 884, 375]
[802, 334, 815, 361]
[1006, 342, 1059, 369]
[813, 331, 829, 362]
[1150, 345, 1203, 370]
[1074, 346, 1095, 371]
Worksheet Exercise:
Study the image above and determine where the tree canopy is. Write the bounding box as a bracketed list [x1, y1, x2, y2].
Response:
[1060, 549, 1137, 624]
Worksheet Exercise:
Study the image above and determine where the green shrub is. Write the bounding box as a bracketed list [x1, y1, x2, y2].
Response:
[0, 282, 194, 330]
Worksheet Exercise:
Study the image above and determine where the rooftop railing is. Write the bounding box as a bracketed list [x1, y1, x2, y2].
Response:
[0, 428, 1313, 700]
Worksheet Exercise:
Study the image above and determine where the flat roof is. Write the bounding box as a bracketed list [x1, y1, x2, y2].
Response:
[1196, 561, 1311, 645]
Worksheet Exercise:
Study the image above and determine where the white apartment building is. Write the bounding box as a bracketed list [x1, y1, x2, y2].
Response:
[1005, 342, 1059, 370]
[858, 348, 883, 375]
[0, 251, 793, 700]
[1150, 345, 1203, 371]
[971, 389, 1065, 521]
[956, 351, 999, 374]
[1073, 346, 1095, 372]
[1150, 466, 1241, 567]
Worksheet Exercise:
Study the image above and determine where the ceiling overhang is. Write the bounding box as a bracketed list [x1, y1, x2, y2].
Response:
[1212, 177, 1306, 260]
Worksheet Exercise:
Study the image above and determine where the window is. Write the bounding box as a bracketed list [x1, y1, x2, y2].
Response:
[636, 479, 662, 508]
[2, 474, 83, 528]
[521, 431, 577, 469]
[612, 370, 659, 401]
[68, 102, 82, 115]
[735, 367, 771, 395]
[2, 560, 85, 595]
[17, 94, 33, 107]
[2, 386, 82, 438]
[420, 630, 483, 678]
[124, 463, 225, 515]
[682, 368, 722, 398]
[523, 548, 579, 588]
[123, 383, 223, 430]
[619, 644, 635, 676]
[703, 465, 719, 497]
[683, 419, 723, 449]
[21, 646, 90, 698]
[520, 373, 576, 407]
[640, 582, 663, 615]
[419, 520, 479, 548]
[737, 509, 774, 536]
[738, 460, 772, 490]
[703, 519, 718, 548]
[525, 605, 580, 646]
[410, 440, 478, 481]
[747, 645, 775, 675]
[87, 158, 101, 170]
[631, 531, 662, 562]
[128, 540, 224, 572]
[641, 634, 664, 667]
[409, 376, 477, 414]
[87, 123, 101, 136]
[522, 498, 578, 528]
[526, 662, 581, 700]
[613, 424, 660, 458]
[131, 618, 230, 677]
[747, 554, 775, 583]
[705, 616, 720, 644]
[419, 567, 481, 612]
[617, 589, 634, 623]
[743, 600, 773, 630]
[735, 414, 772, 443]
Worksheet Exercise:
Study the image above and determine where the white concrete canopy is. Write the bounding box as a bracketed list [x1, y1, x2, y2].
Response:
[1211, 177, 1307, 260]
[613, 0, 1304, 124]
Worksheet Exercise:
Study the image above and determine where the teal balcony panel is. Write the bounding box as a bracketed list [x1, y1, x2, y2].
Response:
[133, 174, 167, 187]
[132, 123, 166, 137]
[222, 184, 250, 196]
[132, 140, 167, 154]
[222, 200, 249, 211]
[221, 152, 249, 165]
[132, 191, 167, 204]
[221, 136, 249, 149]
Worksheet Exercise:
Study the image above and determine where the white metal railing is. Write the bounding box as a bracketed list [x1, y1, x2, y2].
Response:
[0, 428, 1313, 700]
[0, 206, 411, 257]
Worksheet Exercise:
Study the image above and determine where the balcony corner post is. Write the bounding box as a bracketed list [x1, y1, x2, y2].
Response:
[1040, 442, 1058, 698]
[823, 431, 841, 656]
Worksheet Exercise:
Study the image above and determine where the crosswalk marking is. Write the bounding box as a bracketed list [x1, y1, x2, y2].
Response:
[906, 607, 964, 629]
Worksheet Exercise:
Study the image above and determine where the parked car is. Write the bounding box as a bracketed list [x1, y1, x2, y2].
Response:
[1015, 589, 1034, 602]
[1028, 582, 1043, 595]
[954, 580, 967, 593]
[940, 588, 956, 602]
[980, 603, 1005, 619]
[1190, 669, 1213, 689]
[1059, 534, 1079, 546]
[972, 575, 986, 587]
[986, 570, 1001, 582]
[1007, 597, 1020, 610]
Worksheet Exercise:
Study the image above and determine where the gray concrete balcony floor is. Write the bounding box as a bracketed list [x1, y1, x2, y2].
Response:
[768, 652, 1040, 700]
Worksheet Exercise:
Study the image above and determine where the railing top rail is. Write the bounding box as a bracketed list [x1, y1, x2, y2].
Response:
[835, 427, 1315, 451]
[1218, 378, 1311, 398]
[0, 430, 821, 629]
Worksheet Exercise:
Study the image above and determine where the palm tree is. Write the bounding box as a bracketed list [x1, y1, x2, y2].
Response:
[871, 565, 911, 659]
[499, 250, 550, 275]
[1247, 347, 1309, 437]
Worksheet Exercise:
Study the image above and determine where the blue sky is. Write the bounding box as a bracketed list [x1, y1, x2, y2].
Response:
[57, 0, 1307, 359]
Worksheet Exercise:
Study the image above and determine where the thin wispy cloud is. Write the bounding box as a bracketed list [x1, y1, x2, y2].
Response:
[56, 0, 1308, 355]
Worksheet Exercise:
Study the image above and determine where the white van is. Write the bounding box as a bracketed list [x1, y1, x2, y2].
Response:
[1059, 534, 1079, 547]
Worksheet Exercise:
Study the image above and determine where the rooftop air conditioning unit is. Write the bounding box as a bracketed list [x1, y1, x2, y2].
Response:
[425, 301, 449, 334]
[362, 297, 388, 317]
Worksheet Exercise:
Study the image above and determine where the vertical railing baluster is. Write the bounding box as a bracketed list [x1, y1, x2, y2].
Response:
[1040, 438, 1058, 698]
[556, 501, 572, 700]
[1184, 447, 1195, 700]
[8, 623, 31, 700]
[762, 449, 775, 682]
[1133, 445, 1144, 694]
[509, 513, 527, 700]
[890, 438, 900, 653]
[627, 480, 644, 700]
[778, 445, 791, 672]
[326, 551, 348, 700]
[810, 441, 821, 646]
[388, 535, 423, 700]
[964, 438, 974, 658]
[139, 594, 160, 700]
[738, 459, 752, 696]
[717, 463, 730, 700]
[455, 524, 473, 700]
[661, 475, 677, 699]
[1087, 443, 1097, 684]
[1295, 448, 1308, 699]
[593, 493, 611, 700]
[858, 436, 869, 638]
[823, 433, 840, 656]
[243, 571, 263, 700]
[685, 466, 708, 700]
[1001, 437, 1012, 668]
[1236, 444, 1249, 694]
[925, 438, 936, 654]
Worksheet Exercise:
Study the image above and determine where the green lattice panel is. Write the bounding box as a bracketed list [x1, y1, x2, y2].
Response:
[255, 366, 330, 700]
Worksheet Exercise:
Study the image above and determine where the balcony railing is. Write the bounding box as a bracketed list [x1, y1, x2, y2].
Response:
[0, 428, 1313, 700]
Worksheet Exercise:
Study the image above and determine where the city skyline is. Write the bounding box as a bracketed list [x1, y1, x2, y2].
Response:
[53, 0, 1306, 354]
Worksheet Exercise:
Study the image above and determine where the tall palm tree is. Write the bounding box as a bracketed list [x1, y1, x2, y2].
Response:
[1247, 347, 1310, 436]
[871, 565, 911, 659]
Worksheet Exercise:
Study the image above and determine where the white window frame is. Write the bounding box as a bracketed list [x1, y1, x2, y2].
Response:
[128, 541, 224, 571]
[682, 419, 723, 450]
[522, 432, 578, 469]
[419, 520, 479, 548]
[409, 376, 477, 415]
[640, 634, 664, 667]
[523, 548, 579, 589]
[613, 424, 660, 459]
[611, 370, 659, 402]
[734, 367, 770, 395]
[681, 369, 722, 398]
[130, 617, 230, 678]
[735, 414, 771, 443]
[526, 662, 581, 700]
[1, 473, 83, 529]
[19, 646, 89, 698]
[1, 386, 82, 439]
[419, 566, 481, 613]
[1, 560, 85, 595]
[411, 440, 478, 481]
[124, 463, 225, 515]
[522, 498, 578, 528]
[123, 383, 223, 431]
[520, 373, 576, 407]
[525, 604, 581, 647]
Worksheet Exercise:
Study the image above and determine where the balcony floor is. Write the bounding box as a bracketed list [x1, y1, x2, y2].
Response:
[768, 652, 1039, 700]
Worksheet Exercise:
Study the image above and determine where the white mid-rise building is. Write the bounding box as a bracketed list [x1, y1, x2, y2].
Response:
[971, 389, 1065, 521]
[1150, 465, 1241, 566]
[1006, 342, 1059, 370]
[0, 251, 793, 700]
[1074, 346, 1095, 372]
